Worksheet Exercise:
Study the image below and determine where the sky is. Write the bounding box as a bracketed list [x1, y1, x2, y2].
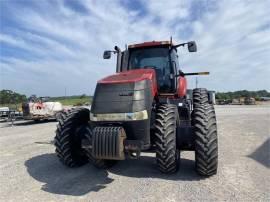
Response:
[0, 0, 270, 96]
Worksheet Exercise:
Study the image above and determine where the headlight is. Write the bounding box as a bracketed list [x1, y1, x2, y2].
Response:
[90, 110, 148, 121]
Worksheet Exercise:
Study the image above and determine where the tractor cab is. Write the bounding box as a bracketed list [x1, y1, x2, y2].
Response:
[128, 44, 176, 93]
[103, 41, 197, 94]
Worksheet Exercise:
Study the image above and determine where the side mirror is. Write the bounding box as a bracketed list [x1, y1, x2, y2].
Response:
[187, 41, 197, 52]
[103, 51, 111, 59]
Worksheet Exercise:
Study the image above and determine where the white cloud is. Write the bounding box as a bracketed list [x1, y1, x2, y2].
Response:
[0, 0, 269, 96]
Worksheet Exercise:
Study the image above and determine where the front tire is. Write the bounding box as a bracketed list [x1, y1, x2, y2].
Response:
[154, 104, 179, 173]
[54, 108, 89, 167]
[193, 104, 218, 176]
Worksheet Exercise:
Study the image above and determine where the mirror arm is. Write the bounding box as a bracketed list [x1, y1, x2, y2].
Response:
[175, 71, 210, 77]
[175, 70, 185, 77]
[109, 50, 117, 54]
[172, 43, 188, 49]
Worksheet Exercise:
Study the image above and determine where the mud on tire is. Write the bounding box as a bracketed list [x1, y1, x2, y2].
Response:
[193, 104, 218, 176]
[154, 104, 179, 173]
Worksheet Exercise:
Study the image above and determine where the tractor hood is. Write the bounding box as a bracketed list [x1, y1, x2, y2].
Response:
[91, 69, 157, 116]
[98, 69, 157, 96]
[91, 68, 157, 149]
[99, 69, 154, 83]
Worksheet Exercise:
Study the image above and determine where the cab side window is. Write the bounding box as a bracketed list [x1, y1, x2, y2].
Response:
[170, 49, 179, 92]
[170, 49, 179, 72]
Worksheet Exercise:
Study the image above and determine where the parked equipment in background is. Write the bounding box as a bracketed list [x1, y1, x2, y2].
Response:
[0, 107, 10, 120]
[54, 39, 218, 176]
[0, 107, 23, 122]
[231, 97, 256, 105]
[22, 96, 63, 121]
[208, 91, 216, 104]
[244, 97, 256, 105]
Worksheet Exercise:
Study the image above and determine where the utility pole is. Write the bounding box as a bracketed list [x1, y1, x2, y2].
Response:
[195, 77, 198, 88]
[0, 63, 3, 90]
[64, 87, 67, 104]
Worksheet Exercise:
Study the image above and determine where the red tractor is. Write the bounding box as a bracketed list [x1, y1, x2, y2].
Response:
[55, 40, 218, 176]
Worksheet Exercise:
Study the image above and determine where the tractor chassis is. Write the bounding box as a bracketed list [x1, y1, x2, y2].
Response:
[81, 120, 195, 161]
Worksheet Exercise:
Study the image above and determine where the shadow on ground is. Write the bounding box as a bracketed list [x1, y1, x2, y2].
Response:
[248, 138, 270, 168]
[14, 119, 56, 126]
[25, 153, 204, 196]
[25, 153, 113, 196]
[109, 155, 204, 181]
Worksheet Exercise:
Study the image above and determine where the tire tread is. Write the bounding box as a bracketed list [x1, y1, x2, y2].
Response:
[155, 104, 179, 173]
[193, 104, 218, 176]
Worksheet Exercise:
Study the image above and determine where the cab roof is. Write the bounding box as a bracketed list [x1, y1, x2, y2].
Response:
[128, 41, 174, 49]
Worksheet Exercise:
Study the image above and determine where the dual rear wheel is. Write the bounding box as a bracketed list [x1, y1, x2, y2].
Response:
[154, 88, 218, 175]
[193, 88, 218, 176]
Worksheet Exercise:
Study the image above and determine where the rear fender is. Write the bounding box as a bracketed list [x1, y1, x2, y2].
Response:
[177, 76, 187, 97]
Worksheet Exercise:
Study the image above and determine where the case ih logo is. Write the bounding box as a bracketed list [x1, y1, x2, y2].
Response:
[119, 92, 133, 96]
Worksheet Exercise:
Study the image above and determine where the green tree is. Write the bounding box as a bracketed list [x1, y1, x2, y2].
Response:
[0, 90, 27, 104]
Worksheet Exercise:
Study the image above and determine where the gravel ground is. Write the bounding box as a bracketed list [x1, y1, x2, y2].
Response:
[0, 105, 269, 202]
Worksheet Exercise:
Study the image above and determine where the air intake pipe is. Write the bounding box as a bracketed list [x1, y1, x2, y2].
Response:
[114, 46, 121, 72]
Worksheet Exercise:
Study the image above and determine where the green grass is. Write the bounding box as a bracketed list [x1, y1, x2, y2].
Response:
[0, 103, 22, 111]
[51, 97, 92, 106]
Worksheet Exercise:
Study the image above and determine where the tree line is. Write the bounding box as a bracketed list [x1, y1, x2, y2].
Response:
[215, 90, 270, 100]
[0, 90, 27, 104]
[1, 89, 269, 104]
[0, 90, 92, 105]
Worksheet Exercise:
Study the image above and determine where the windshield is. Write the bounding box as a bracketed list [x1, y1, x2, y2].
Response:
[128, 47, 173, 92]
[128, 48, 169, 70]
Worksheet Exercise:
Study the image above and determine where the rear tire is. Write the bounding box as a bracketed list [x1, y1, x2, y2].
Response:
[55, 112, 62, 122]
[192, 88, 211, 126]
[193, 104, 218, 176]
[154, 104, 179, 173]
[54, 108, 89, 167]
[193, 88, 209, 108]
